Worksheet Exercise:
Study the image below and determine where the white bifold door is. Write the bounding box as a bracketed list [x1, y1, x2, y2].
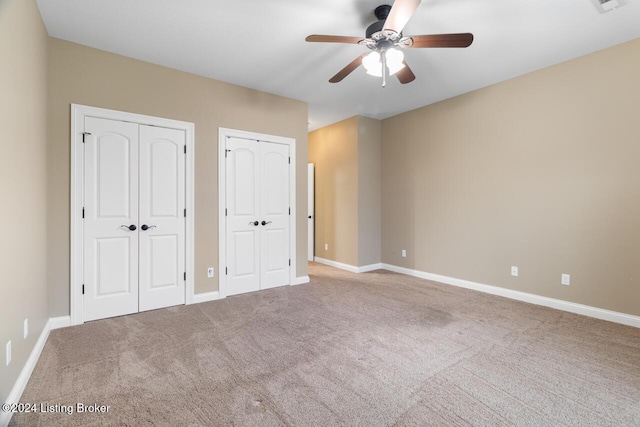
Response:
[83, 117, 186, 322]
[225, 137, 290, 296]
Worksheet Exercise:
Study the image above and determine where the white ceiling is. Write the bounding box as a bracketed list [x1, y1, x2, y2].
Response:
[36, 0, 640, 131]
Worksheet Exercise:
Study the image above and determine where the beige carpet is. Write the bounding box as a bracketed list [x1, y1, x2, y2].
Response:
[9, 263, 640, 426]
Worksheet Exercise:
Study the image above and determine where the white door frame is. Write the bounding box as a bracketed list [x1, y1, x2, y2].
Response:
[70, 104, 195, 326]
[218, 127, 297, 298]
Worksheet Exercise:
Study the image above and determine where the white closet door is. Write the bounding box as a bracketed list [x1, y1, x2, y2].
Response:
[260, 142, 290, 289]
[138, 125, 186, 311]
[83, 117, 139, 321]
[226, 137, 261, 295]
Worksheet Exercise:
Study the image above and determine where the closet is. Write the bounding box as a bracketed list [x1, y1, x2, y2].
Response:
[224, 136, 291, 296]
[82, 116, 186, 321]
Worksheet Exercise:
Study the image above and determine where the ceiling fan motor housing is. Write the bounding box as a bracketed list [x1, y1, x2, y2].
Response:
[366, 5, 392, 38]
[366, 19, 385, 38]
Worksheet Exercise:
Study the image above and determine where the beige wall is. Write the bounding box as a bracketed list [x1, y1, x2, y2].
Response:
[309, 116, 382, 268]
[0, 0, 49, 403]
[357, 117, 382, 266]
[47, 38, 308, 317]
[382, 38, 640, 316]
[309, 117, 359, 266]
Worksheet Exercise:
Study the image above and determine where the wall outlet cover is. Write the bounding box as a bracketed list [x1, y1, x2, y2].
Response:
[511, 266, 518, 277]
[401, 249, 407, 258]
[561, 274, 571, 286]
[207, 267, 214, 278]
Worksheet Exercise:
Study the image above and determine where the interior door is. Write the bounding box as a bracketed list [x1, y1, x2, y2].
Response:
[83, 117, 139, 321]
[225, 137, 261, 295]
[138, 125, 186, 311]
[260, 142, 290, 289]
[307, 163, 314, 262]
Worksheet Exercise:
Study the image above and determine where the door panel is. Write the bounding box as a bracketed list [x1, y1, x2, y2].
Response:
[139, 125, 186, 311]
[95, 237, 131, 295]
[150, 140, 180, 217]
[233, 231, 257, 276]
[226, 137, 261, 295]
[83, 117, 139, 321]
[259, 142, 290, 290]
[233, 149, 257, 215]
[97, 136, 132, 218]
[148, 235, 179, 289]
[308, 164, 314, 261]
[264, 228, 286, 270]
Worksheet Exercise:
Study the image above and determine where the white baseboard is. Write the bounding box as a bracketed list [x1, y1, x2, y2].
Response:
[357, 263, 384, 273]
[49, 315, 71, 330]
[381, 263, 640, 329]
[293, 276, 310, 286]
[191, 291, 221, 304]
[0, 316, 64, 427]
[314, 257, 383, 274]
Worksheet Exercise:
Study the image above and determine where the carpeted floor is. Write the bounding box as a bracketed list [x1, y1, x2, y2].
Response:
[9, 263, 640, 426]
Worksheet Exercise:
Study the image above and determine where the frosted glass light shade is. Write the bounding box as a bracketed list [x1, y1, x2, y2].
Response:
[362, 48, 405, 77]
[363, 51, 382, 76]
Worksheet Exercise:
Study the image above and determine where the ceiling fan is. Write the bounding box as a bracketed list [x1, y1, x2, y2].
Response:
[305, 0, 473, 87]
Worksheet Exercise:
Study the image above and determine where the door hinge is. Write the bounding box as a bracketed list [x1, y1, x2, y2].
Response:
[82, 208, 85, 219]
[288, 157, 291, 164]
[225, 267, 228, 275]
[184, 272, 186, 281]
[184, 208, 186, 217]
[225, 208, 227, 217]
[184, 145, 186, 154]
[82, 132, 91, 143]
[289, 207, 291, 215]
[82, 284, 85, 295]
[225, 149, 231, 158]
[289, 259, 291, 266]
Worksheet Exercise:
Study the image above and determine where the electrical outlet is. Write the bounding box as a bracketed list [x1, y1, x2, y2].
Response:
[401, 249, 407, 258]
[24, 318, 28, 339]
[6, 341, 11, 366]
[324, 243, 328, 251]
[561, 274, 571, 286]
[207, 267, 214, 278]
[511, 266, 518, 277]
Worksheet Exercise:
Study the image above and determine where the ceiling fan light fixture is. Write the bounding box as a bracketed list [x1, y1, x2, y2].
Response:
[363, 48, 405, 77]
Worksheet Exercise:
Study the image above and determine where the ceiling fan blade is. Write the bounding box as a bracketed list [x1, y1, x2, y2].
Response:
[383, 0, 422, 34]
[329, 54, 365, 83]
[396, 61, 416, 84]
[410, 33, 474, 48]
[305, 35, 364, 44]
